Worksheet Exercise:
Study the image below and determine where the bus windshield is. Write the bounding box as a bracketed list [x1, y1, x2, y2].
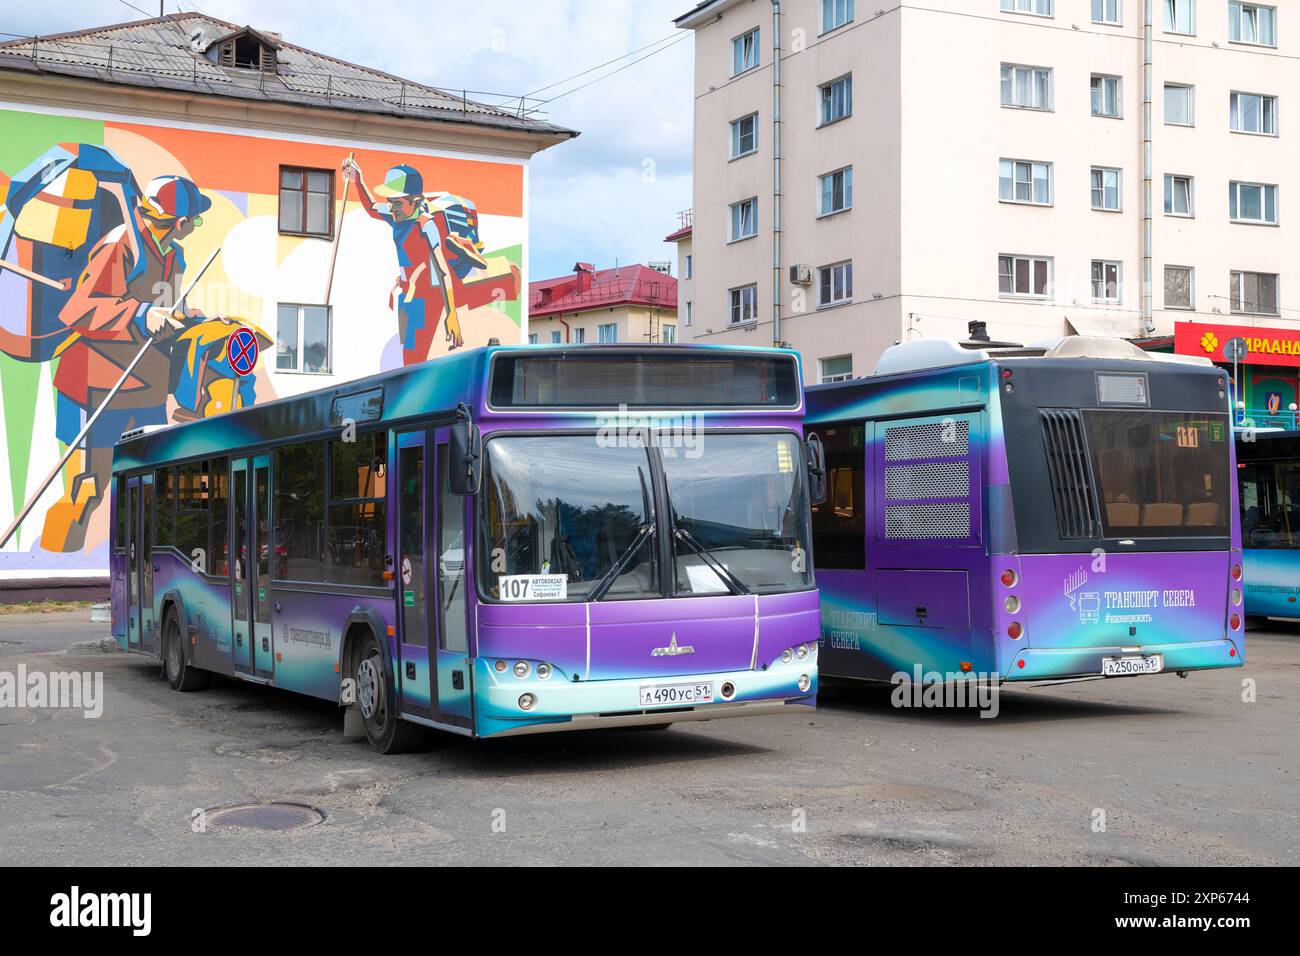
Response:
[1084, 409, 1231, 538]
[479, 432, 811, 602]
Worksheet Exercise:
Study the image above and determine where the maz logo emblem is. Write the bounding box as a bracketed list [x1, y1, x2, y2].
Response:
[651, 632, 695, 657]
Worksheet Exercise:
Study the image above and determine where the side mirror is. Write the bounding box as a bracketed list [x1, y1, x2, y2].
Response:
[449, 406, 482, 496]
[805, 432, 827, 506]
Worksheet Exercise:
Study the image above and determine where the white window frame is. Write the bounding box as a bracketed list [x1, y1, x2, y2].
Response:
[1001, 0, 1053, 17]
[821, 0, 854, 34]
[818, 166, 854, 216]
[1230, 270, 1280, 316]
[1230, 91, 1278, 136]
[685, 254, 693, 279]
[527, 332, 539, 344]
[729, 284, 759, 326]
[275, 302, 332, 374]
[998, 254, 1053, 298]
[597, 322, 618, 343]
[817, 261, 853, 308]
[819, 354, 853, 384]
[1090, 166, 1122, 212]
[1230, 3, 1276, 48]
[1092, 0, 1121, 25]
[573, 327, 586, 343]
[1229, 181, 1279, 225]
[1164, 0, 1196, 35]
[1164, 174, 1194, 217]
[662, 324, 677, 344]
[819, 74, 852, 126]
[729, 197, 759, 242]
[1164, 265, 1195, 311]
[684, 301, 693, 327]
[731, 28, 760, 77]
[999, 158, 1053, 206]
[1001, 63, 1053, 111]
[1164, 83, 1194, 126]
[1091, 259, 1123, 303]
[1091, 74, 1122, 118]
[730, 112, 758, 159]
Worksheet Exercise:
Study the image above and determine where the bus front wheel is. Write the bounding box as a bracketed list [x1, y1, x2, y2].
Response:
[354, 632, 427, 754]
[163, 607, 211, 692]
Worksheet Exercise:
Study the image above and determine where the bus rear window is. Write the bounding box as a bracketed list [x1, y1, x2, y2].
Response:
[1083, 410, 1230, 538]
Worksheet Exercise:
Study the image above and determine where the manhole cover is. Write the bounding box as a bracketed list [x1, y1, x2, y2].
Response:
[204, 802, 324, 832]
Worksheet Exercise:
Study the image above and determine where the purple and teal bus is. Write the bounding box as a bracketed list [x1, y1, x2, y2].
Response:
[1235, 428, 1300, 619]
[111, 345, 822, 752]
[805, 336, 1245, 686]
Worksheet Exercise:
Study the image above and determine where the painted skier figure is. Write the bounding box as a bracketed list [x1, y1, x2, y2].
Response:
[342, 158, 488, 361]
[43, 175, 211, 550]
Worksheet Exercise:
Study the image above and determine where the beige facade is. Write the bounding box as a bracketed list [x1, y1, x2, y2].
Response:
[529, 304, 678, 345]
[677, 0, 1298, 382]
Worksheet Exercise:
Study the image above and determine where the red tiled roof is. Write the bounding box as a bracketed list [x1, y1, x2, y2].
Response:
[663, 225, 692, 242]
[530, 264, 676, 319]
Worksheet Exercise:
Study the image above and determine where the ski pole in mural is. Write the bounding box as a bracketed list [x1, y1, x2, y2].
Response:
[0, 143, 269, 553]
[341, 156, 521, 364]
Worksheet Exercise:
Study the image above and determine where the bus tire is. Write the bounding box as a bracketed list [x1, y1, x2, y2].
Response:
[354, 631, 427, 754]
[163, 607, 211, 692]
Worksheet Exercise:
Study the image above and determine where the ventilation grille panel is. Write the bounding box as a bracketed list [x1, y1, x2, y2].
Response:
[1040, 409, 1102, 539]
[885, 503, 971, 539]
[885, 460, 970, 500]
[885, 420, 969, 461]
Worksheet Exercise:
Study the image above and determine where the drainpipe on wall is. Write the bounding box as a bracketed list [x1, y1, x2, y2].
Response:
[1142, 0, 1155, 334]
[557, 316, 570, 343]
[771, 0, 783, 347]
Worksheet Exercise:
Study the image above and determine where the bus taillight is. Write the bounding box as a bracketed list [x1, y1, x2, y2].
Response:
[1230, 613, 1241, 631]
[1000, 569, 1017, 587]
[1007, 621, 1023, 639]
[1231, 564, 1242, 581]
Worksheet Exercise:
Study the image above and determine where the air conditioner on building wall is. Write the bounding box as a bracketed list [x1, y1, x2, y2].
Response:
[789, 265, 812, 286]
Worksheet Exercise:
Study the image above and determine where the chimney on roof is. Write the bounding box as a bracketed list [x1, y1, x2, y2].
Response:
[573, 262, 595, 293]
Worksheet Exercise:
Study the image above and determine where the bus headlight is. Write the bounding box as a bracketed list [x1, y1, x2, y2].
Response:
[797, 674, 811, 692]
[780, 648, 793, 664]
[518, 693, 536, 710]
[536, 662, 552, 680]
[513, 661, 530, 679]
[796, 644, 809, 661]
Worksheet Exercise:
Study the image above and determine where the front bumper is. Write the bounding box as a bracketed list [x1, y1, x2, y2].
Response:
[473, 659, 817, 738]
[1005, 637, 1244, 682]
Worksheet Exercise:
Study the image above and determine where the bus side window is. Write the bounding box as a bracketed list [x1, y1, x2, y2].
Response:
[115, 476, 127, 552]
[810, 422, 867, 570]
[437, 444, 468, 654]
[155, 467, 175, 546]
[210, 458, 229, 576]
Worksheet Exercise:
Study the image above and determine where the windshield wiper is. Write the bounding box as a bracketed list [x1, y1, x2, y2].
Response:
[587, 522, 654, 602]
[672, 526, 750, 595]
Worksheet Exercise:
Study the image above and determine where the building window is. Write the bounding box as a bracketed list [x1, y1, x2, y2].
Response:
[1092, 0, 1121, 24]
[1091, 260, 1122, 302]
[1091, 74, 1122, 118]
[823, 0, 854, 32]
[998, 255, 1052, 297]
[1164, 84, 1194, 125]
[1231, 270, 1279, 315]
[1001, 0, 1053, 15]
[1165, 265, 1194, 310]
[1231, 91, 1277, 135]
[729, 284, 759, 325]
[732, 28, 760, 76]
[819, 75, 852, 125]
[730, 112, 758, 159]
[1230, 3, 1276, 46]
[1230, 182, 1278, 224]
[278, 167, 333, 237]
[684, 301, 693, 327]
[276, 303, 330, 373]
[819, 166, 854, 215]
[685, 254, 693, 279]
[662, 324, 677, 343]
[573, 327, 586, 343]
[820, 355, 853, 384]
[1091, 167, 1122, 211]
[527, 333, 538, 344]
[999, 159, 1052, 205]
[598, 323, 618, 343]
[818, 261, 853, 307]
[1164, 0, 1195, 34]
[729, 197, 758, 241]
[1164, 174, 1194, 216]
[1001, 64, 1052, 110]
[550, 330, 562, 344]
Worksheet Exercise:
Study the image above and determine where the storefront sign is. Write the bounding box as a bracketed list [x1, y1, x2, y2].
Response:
[1175, 321, 1300, 368]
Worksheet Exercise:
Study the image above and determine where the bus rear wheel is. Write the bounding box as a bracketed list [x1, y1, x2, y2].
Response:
[163, 607, 211, 692]
[354, 632, 426, 754]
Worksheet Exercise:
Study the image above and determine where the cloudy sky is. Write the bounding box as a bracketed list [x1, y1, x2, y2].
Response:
[2, 0, 695, 280]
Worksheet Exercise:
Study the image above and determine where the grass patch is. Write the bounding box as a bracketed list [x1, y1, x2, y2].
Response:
[0, 599, 96, 615]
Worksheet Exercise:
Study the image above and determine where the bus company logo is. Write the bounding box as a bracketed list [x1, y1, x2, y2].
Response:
[49, 886, 151, 936]
[596, 404, 704, 458]
[0, 665, 103, 718]
[651, 632, 695, 657]
[1062, 566, 1099, 623]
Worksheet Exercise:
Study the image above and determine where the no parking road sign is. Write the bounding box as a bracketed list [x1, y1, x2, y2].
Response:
[229, 326, 260, 376]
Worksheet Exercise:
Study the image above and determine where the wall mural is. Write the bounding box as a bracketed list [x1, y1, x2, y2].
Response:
[0, 107, 526, 572]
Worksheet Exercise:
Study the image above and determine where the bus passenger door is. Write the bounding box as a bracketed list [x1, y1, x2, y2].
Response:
[432, 430, 472, 728]
[230, 458, 253, 674]
[125, 476, 140, 649]
[250, 455, 273, 678]
[138, 472, 156, 655]
[395, 430, 433, 719]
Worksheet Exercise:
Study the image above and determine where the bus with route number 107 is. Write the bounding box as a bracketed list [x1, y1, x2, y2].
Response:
[111, 344, 825, 751]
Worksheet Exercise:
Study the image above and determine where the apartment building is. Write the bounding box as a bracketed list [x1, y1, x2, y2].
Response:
[675, 0, 1297, 391]
[528, 262, 678, 344]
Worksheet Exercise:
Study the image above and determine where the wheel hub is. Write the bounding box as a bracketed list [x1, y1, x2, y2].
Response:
[356, 656, 382, 720]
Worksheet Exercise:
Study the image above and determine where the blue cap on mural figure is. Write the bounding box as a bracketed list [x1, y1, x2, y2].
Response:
[140, 175, 212, 221]
[373, 164, 424, 199]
